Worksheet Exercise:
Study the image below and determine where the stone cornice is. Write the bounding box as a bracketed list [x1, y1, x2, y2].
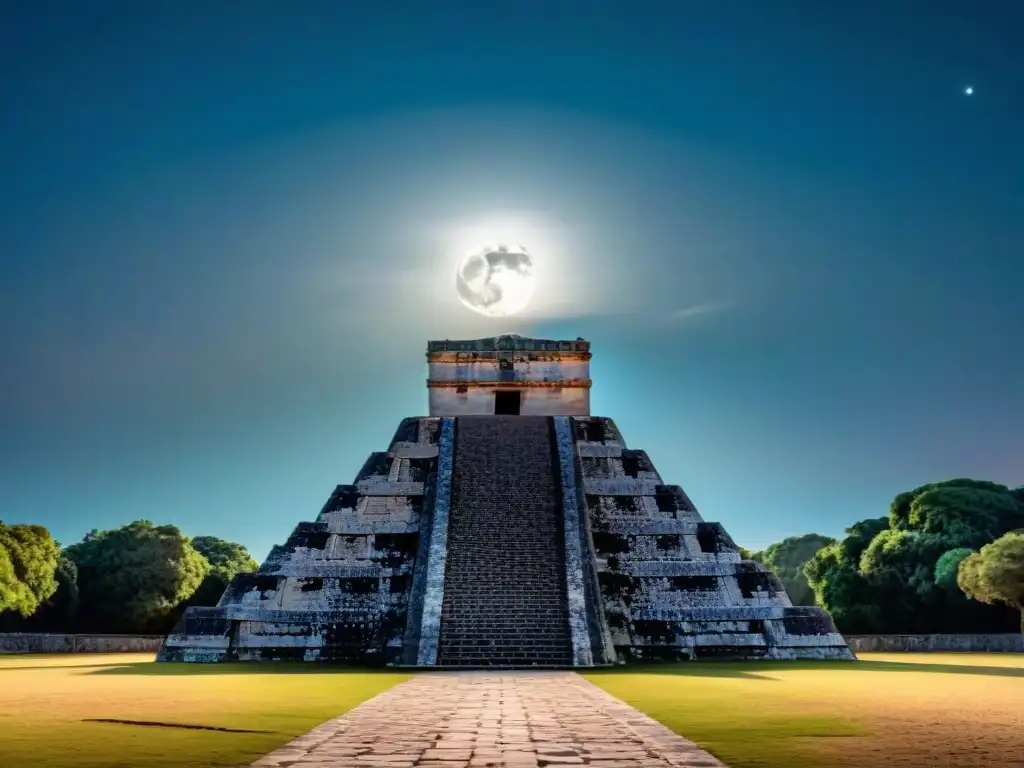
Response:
[427, 351, 592, 363]
[427, 335, 590, 353]
[426, 379, 593, 389]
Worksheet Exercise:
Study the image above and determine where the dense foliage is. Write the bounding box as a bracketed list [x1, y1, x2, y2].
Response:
[0, 521, 261, 634]
[958, 532, 1024, 633]
[800, 480, 1024, 633]
[64, 520, 210, 632]
[0, 523, 61, 617]
[749, 533, 835, 606]
[181, 535, 260, 609]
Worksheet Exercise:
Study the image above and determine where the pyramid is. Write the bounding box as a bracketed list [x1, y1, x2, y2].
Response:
[159, 335, 853, 664]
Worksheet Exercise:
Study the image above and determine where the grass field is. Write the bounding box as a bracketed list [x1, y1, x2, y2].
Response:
[1, 653, 1022, 768]
[586, 653, 1024, 768]
[0, 654, 409, 768]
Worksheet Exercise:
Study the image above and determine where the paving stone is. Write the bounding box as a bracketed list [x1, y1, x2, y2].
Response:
[250, 671, 727, 767]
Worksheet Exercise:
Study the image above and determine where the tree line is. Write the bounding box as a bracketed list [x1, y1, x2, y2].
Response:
[742, 479, 1024, 635]
[3, 477, 1023, 636]
[0, 520, 257, 634]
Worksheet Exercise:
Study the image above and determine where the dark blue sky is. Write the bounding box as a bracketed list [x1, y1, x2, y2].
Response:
[2, 1, 1022, 560]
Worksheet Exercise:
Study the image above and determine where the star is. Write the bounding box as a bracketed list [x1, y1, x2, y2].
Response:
[964, 86, 974, 96]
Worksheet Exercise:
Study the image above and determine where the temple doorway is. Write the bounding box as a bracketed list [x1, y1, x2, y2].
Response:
[494, 390, 521, 415]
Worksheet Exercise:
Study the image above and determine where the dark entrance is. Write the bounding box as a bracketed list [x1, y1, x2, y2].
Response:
[494, 390, 522, 415]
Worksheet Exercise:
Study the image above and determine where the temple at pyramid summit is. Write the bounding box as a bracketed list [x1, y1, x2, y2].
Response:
[158, 335, 854, 665]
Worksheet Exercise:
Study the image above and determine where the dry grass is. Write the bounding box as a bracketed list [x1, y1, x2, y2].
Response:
[3, 651, 1022, 768]
[586, 652, 1024, 768]
[0, 653, 409, 768]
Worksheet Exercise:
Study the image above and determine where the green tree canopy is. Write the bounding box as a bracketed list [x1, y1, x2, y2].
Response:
[934, 547, 974, 590]
[889, 479, 1022, 542]
[190, 536, 258, 582]
[0, 523, 61, 617]
[750, 533, 834, 606]
[958, 532, 1024, 634]
[804, 479, 1024, 634]
[186, 535, 259, 608]
[1, 553, 81, 632]
[803, 518, 888, 633]
[65, 520, 208, 633]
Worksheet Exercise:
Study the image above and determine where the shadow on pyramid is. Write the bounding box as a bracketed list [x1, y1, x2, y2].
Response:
[159, 336, 853, 666]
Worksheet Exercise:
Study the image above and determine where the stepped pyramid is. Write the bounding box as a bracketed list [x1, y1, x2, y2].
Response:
[159, 335, 853, 665]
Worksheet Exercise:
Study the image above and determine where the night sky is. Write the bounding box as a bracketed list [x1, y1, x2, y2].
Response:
[2, 1, 1021, 561]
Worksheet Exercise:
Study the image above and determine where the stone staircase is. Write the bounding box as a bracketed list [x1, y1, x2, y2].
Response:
[437, 415, 574, 667]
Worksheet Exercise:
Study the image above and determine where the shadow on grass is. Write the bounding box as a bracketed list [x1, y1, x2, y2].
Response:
[0, 660, 159, 672]
[88, 661, 406, 676]
[83, 718, 282, 734]
[586, 658, 1024, 679]
[9, 656, 1022, 680]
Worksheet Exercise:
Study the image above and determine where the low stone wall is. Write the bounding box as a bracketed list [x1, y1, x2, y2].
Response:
[6, 632, 1020, 656]
[0, 633, 165, 654]
[846, 633, 1024, 653]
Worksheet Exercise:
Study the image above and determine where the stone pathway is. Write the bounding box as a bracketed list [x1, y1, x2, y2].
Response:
[251, 671, 727, 767]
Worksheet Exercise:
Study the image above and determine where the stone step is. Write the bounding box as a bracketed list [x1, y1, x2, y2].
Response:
[440, 631, 571, 640]
[440, 619, 571, 628]
[439, 645, 571, 651]
[437, 416, 574, 667]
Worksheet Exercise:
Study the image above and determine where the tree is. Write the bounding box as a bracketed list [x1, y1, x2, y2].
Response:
[934, 547, 974, 590]
[803, 479, 1024, 634]
[888, 479, 1022, 541]
[65, 520, 208, 633]
[190, 536, 258, 583]
[804, 518, 889, 633]
[863, 481, 1023, 631]
[958, 533, 1024, 634]
[0, 523, 61, 617]
[185, 536, 258, 608]
[0, 553, 81, 632]
[752, 533, 834, 606]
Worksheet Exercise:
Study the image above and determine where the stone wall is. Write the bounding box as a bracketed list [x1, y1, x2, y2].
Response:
[427, 335, 592, 417]
[571, 416, 853, 661]
[846, 634, 1024, 653]
[428, 385, 590, 418]
[0, 634, 164, 654]
[412, 417, 454, 665]
[158, 417, 444, 663]
[427, 358, 591, 384]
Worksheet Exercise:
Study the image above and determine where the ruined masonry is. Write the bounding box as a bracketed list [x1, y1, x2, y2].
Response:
[159, 335, 853, 665]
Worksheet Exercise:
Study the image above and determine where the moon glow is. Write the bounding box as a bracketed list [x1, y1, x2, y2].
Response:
[456, 244, 536, 317]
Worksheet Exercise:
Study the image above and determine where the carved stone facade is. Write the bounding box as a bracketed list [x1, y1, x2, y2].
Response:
[569, 416, 852, 660]
[427, 334, 591, 417]
[158, 336, 853, 664]
[159, 417, 446, 664]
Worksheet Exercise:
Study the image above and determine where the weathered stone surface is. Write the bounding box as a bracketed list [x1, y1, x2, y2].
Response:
[428, 335, 592, 417]
[0, 634, 165, 654]
[572, 415, 853, 661]
[158, 417, 444, 664]
[436, 416, 573, 667]
[159, 337, 853, 666]
[553, 416, 596, 667]
[250, 672, 728, 767]
[415, 416, 455, 666]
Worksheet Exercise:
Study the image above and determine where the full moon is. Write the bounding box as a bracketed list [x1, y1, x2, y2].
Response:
[456, 244, 536, 317]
